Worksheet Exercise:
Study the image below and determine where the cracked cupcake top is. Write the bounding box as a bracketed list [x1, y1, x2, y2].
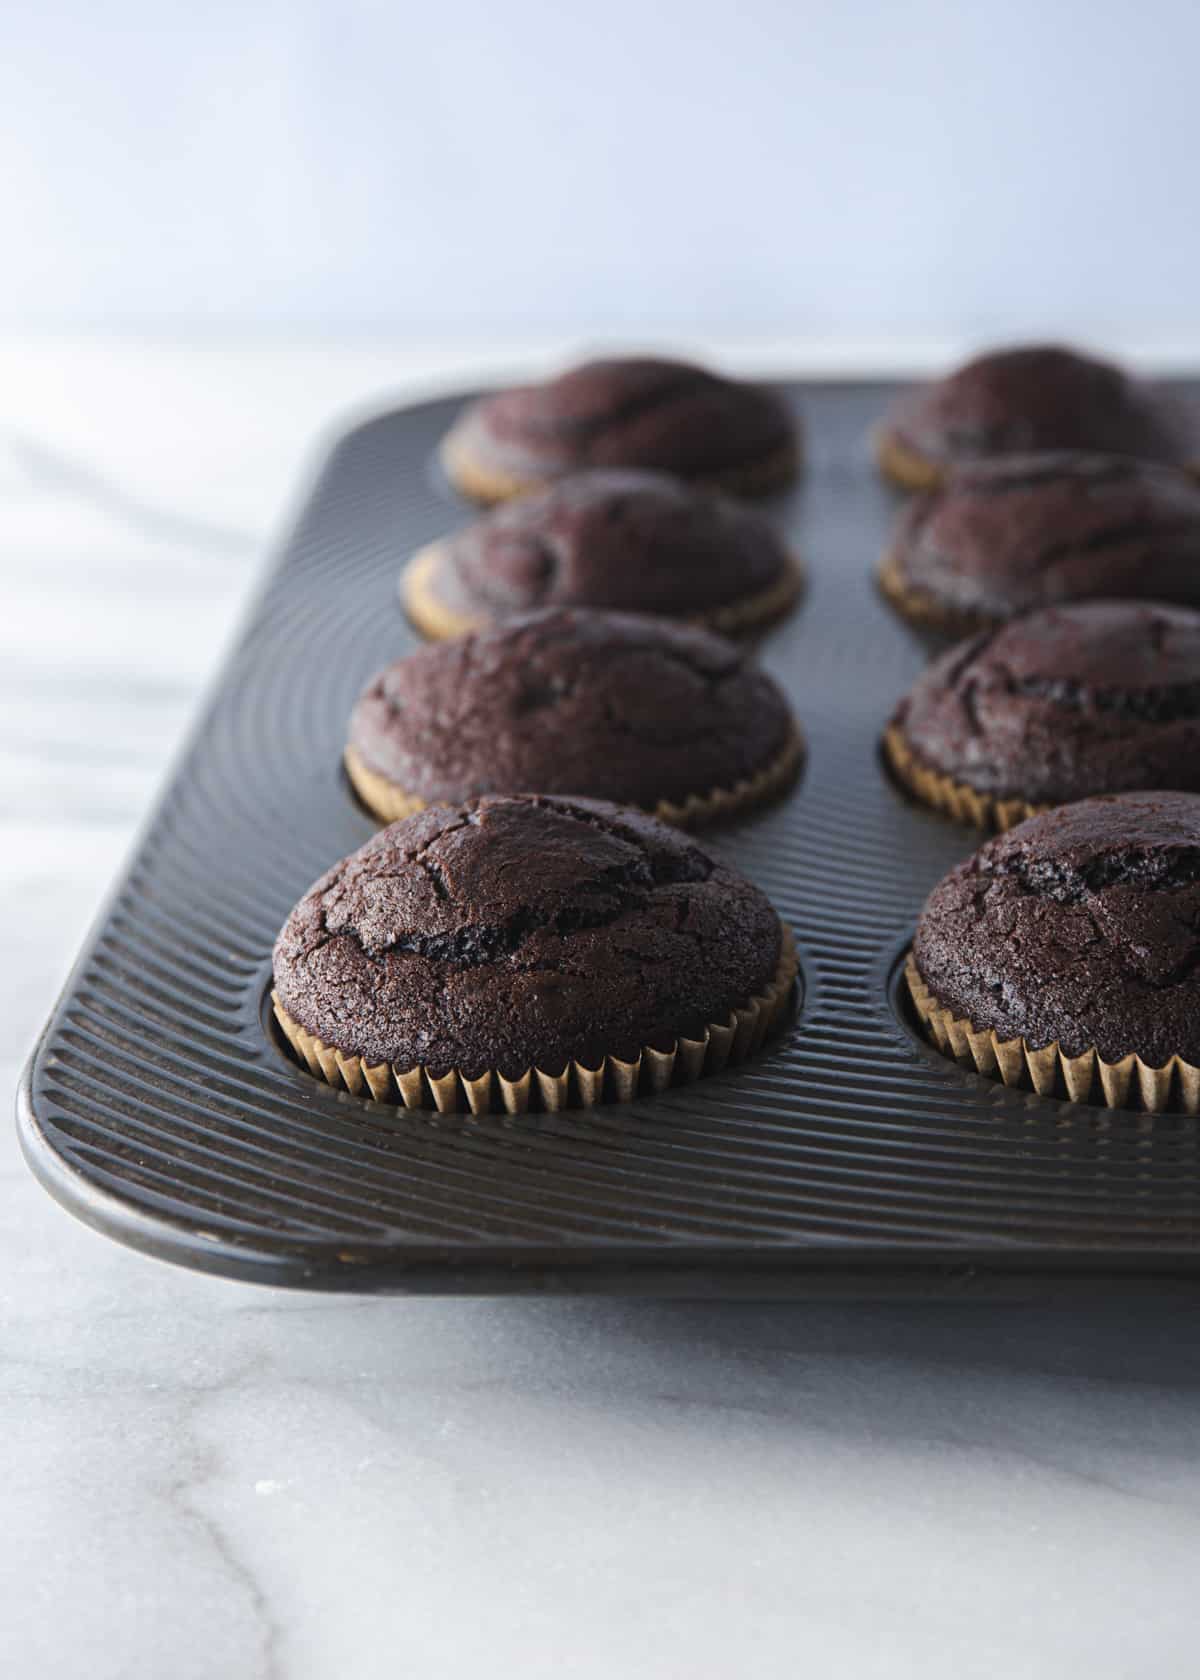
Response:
[273, 794, 783, 1076]
[415, 469, 793, 624]
[913, 792, 1200, 1064]
[891, 601, 1200, 803]
[442, 358, 796, 490]
[881, 346, 1198, 473]
[349, 608, 796, 813]
[887, 453, 1200, 626]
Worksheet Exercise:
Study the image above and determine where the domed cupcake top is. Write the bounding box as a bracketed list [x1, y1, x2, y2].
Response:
[913, 791, 1200, 1065]
[441, 358, 798, 501]
[404, 469, 798, 637]
[273, 795, 784, 1078]
[891, 600, 1200, 805]
[882, 453, 1200, 630]
[879, 345, 1198, 484]
[348, 608, 798, 819]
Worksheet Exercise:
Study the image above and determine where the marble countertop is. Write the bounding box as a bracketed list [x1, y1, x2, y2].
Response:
[5, 336, 1200, 1680]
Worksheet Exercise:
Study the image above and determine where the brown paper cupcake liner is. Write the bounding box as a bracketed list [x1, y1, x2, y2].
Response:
[343, 746, 428, 824]
[344, 721, 804, 832]
[440, 432, 800, 507]
[875, 422, 1200, 492]
[400, 544, 482, 640]
[273, 924, 797, 1116]
[698, 554, 804, 636]
[438, 431, 535, 506]
[905, 954, 1200, 1115]
[402, 541, 804, 643]
[882, 722, 1048, 832]
[873, 426, 946, 492]
[876, 551, 998, 638]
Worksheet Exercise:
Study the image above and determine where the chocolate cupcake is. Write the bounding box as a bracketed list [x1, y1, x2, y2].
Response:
[906, 792, 1200, 1112]
[879, 453, 1200, 635]
[877, 345, 1199, 490]
[440, 357, 799, 504]
[272, 794, 796, 1113]
[403, 469, 802, 640]
[885, 601, 1200, 830]
[346, 608, 801, 828]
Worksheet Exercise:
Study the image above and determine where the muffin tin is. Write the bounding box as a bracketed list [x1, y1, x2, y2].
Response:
[18, 379, 1200, 1296]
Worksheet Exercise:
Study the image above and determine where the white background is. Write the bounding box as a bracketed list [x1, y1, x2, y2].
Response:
[4, 0, 1199, 352]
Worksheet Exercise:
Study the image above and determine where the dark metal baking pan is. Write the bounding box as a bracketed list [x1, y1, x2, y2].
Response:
[18, 379, 1200, 1295]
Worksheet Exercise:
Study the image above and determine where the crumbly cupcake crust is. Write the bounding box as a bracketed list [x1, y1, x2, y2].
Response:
[273, 794, 785, 1079]
[912, 792, 1200, 1067]
[348, 608, 800, 822]
[441, 357, 798, 502]
[880, 453, 1200, 630]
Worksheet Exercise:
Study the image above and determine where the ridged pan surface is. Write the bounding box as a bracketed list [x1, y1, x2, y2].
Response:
[18, 382, 1200, 1294]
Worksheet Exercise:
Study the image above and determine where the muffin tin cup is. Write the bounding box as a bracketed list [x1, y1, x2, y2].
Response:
[343, 722, 805, 832]
[401, 542, 806, 642]
[272, 926, 798, 1116]
[905, 955, 1200, 1116]
[882, 722, 1048, 833]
